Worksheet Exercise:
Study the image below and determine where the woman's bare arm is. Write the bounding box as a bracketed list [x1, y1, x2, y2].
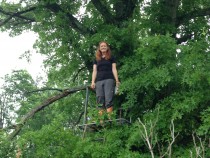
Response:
[112, 63, 120, 86]
[91, 64, 97, 89]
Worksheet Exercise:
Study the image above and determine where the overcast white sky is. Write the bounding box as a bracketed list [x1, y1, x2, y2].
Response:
[0, 31, 46, 86]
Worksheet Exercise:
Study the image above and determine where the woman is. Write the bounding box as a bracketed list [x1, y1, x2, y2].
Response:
[91, 41, 120, 115]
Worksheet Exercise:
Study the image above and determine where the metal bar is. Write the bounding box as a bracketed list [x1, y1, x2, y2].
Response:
[83, 86, 89, 125]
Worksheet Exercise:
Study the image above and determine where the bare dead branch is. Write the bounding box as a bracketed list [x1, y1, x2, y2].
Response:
[138, 118, 155, 158]
[192, 132, 201, 158]
[137, 107, 160, 158]
[161, 119, 179, 158]
[198, 135, 205, 158]
[191, 132, 206, 158]
[138, 108, 180, 158]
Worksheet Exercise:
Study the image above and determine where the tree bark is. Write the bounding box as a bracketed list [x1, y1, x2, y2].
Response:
[91, 0, 138, 25]
[91, 0, 116, 24]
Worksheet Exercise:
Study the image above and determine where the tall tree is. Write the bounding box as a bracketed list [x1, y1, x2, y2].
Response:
[0, 0, 209, 157]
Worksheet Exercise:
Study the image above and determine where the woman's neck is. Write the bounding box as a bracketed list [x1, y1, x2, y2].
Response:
[102, 52, 106, 58]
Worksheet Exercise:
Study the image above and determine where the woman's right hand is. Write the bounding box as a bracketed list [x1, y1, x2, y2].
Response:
[91, 82, 95, 89]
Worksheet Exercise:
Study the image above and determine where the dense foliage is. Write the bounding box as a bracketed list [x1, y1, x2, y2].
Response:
[0, 0, 209, 157]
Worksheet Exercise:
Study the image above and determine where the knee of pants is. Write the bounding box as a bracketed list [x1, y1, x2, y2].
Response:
[97, 96, 105, 105]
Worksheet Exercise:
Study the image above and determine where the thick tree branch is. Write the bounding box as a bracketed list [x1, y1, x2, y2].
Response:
[91, 0, 138, 24]
[7, 85, 91, 140]
[164, 0, 180, 26]
[46, 3, 93, 36]
[91, 0, 116, 24]
[25, 88, 64, 94]
[176, 7, 210, 27]
[0, 3, 93, 36]
[0, 6, 36, 26]
[114, 0, 138, 21]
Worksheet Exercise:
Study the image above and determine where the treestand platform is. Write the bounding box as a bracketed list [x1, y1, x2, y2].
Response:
[77, 118, 131, 132]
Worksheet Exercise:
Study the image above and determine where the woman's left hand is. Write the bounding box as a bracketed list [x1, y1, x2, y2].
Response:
[116, 81, 120, 87]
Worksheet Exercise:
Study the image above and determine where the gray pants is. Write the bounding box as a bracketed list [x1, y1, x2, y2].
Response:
[95, 79, 115, 109]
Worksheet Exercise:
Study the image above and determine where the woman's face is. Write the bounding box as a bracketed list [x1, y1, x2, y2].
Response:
[99, 42, 108, 53]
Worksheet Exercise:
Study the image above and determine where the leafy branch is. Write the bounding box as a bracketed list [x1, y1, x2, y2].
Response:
[0, 6, 36, 26]
[4, 85, 90, 140]
[176, 7, 210, 27]
[0, 3, 93, 35]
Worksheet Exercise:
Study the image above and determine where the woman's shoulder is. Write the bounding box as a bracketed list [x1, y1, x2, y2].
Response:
[110, 56, 116, 62]
[93, 59, 97, 64]
[111, 55, 115, 59]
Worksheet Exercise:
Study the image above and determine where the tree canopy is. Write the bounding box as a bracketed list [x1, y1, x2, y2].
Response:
[0, 0, 210, 157]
